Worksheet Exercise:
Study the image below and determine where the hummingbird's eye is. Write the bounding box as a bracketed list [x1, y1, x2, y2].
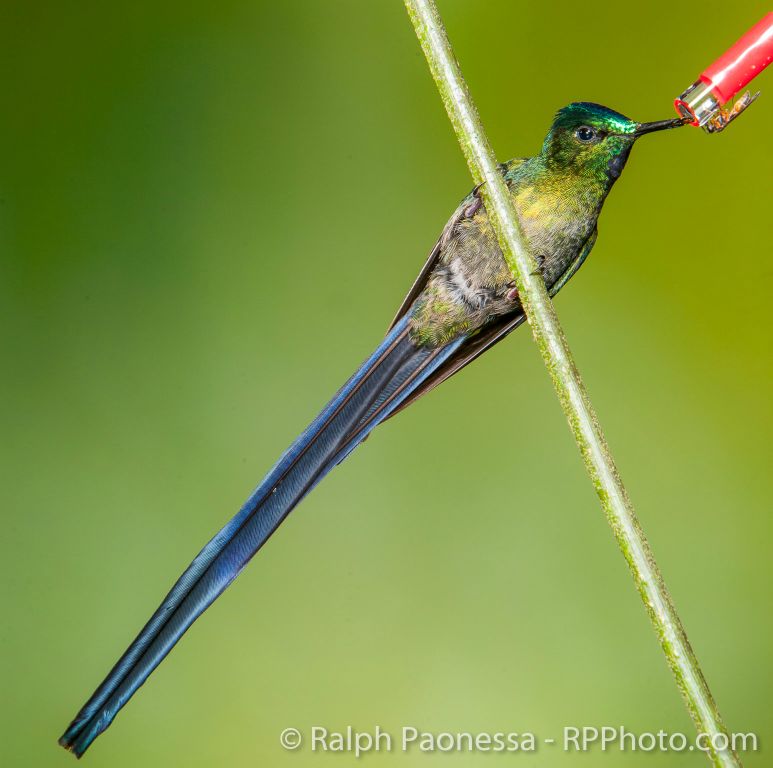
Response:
[575, 126, 597, 143]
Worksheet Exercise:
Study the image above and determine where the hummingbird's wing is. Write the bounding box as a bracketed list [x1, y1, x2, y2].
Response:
[387, 202, 466, 331]
[383, 311, 525, 421]
[383, 225, 598, 421]
[388, 234, 444, 331]
[388, 160, 526, 332]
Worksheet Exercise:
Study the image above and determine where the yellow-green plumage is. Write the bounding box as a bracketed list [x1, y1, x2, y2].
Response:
[407, 102, 682, 351]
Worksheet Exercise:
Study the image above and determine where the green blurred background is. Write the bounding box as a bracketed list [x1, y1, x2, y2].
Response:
[2, 1, 771, 765]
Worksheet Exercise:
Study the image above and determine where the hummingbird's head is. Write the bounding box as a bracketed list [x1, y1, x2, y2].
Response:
[541, 102, 684, 183]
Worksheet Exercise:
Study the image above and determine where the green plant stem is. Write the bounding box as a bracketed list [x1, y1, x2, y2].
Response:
[403, 1, 739, 765]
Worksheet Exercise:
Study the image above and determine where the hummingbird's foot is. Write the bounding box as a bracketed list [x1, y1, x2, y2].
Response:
[462, 196, 482, 218]
[505, 256, 545, 301]
[462, 181, 486, 217]
[441, 186, 486, 248]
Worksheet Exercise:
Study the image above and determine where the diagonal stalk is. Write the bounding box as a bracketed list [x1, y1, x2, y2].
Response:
[403, 1, 740, 765]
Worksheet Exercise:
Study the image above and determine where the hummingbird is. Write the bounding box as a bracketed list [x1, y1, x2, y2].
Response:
[60, 102, 684, 757]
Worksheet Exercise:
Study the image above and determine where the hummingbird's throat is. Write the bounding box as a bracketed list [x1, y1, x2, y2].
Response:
[606, 145, 632, 182]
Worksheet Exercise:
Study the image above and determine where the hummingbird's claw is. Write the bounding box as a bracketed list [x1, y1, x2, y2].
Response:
[463, 196, 482, 219]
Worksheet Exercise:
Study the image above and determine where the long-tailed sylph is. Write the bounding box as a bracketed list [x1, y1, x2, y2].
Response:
[60, 102, 684, 757]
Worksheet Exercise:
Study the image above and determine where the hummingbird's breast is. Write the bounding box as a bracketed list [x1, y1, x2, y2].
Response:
[514, 177, 602, 286]
[409, 168, 605, 347]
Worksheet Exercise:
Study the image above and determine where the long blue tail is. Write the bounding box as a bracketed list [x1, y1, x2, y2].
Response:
[59, 316, 463, 757]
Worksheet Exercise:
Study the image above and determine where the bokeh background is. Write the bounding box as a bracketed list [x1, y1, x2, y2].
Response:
[2, 1, 771, 766]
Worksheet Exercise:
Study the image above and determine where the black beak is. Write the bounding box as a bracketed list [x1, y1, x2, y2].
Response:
[633, 117, 688, 137]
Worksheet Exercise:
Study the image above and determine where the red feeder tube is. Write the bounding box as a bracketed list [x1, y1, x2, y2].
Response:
[675, 12, 773, 132]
